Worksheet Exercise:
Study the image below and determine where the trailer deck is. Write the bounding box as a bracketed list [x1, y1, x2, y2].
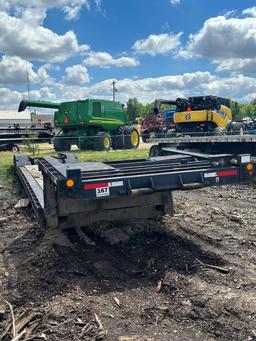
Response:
[14, 151, 255, 229]
[149, 133, 256, 144]
[0, 127, 53, 151]
[148, 133, 256, 155]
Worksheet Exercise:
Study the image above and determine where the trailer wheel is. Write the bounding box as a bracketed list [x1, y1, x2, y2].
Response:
[214, 127, 226, 136]
[124, 126, 140, 149]
[95, 132, 111, 151]
[11, 145, 19, 153]
[54, 138, 71, 152]
[141, 129, 150, 143]
[149, 145, 162, 157]
[226, 121, 242, 134]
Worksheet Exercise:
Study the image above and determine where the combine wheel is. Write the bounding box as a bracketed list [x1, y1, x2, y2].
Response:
[94, 131, 111, 151]
[124, 126, 140, 149]
[112, 126, 125, 149]
[78, 140, 90, 151]
[54, 138, 71, 152]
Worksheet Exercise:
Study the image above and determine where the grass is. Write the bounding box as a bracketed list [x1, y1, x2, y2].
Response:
[0, 146, 150, 184]
[77, 148, 149, 162]
[0, 152, 14, 184]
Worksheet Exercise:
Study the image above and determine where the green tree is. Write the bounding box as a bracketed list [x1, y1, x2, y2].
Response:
[230, 101, 240, 120]
[240, 104, 255, 118]
[126, 98, 143, 123]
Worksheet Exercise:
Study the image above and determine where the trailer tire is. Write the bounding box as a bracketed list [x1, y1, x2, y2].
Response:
[214, 127, 226, 136]
[149, 145, 162, 157]
[141, 129, 150, 143]
[94, 131, 111, 151]
[124, 126, 140, 149]
[54, 138, 71, 152]
[226, 121, 242, 134]
[11, 144, 19, 153]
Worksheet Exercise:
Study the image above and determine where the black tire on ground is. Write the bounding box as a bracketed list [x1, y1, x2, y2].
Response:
[112, 126, 126, 150]
[149, 145, 162, 157]
[78, 140, 90, 151]
[226, 121, 242, 134]
[214, 127, 226, 136]
[11, 144, 19, 153]
[53, 138, 71, 152]
[141, 129, 150, 143]
[94, 131, 112, 151]
[123, 126, 140, 149]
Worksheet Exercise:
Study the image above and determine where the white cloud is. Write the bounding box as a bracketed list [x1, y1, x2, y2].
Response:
[0, 11, 89, 62]
[84, 51, 139, 68]
[181, 16, 256, 60]
[37, 64, 55, 85]
[180, 15, 256, 73]
[0, 55, 56, 86]
[95, 0, 102, 11]
[170, 0, 181, 5]
[0, 56, 39, 85]
[3, 72, 256, 110]
[243, 6, 256, 18]
[26, 87, 56, 101]
[64, 64, 90, 84]
[0, 0, 90, 21]
[53, 72, 256, 105]
[0, 87, 22, 109]
[132, 32, 182, 56]
[63, 1, 89, 21]
[215, 58, 256, 73]
[18, 8, 47, 26]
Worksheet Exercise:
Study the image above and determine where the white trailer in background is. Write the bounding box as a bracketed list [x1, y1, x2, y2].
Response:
[0, 111, 32, 127]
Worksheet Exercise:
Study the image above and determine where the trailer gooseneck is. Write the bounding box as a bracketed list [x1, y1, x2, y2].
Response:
[14, 150, 255, 229]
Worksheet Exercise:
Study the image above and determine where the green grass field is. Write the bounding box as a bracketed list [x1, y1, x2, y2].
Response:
[0, 147, 150, 184]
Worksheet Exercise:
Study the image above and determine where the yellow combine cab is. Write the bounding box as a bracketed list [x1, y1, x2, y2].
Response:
[173, 96, 235, 134]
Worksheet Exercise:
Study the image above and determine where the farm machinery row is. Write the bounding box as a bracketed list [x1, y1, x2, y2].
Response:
[15, 95, 256, 153]
[141, 96, 256, 141]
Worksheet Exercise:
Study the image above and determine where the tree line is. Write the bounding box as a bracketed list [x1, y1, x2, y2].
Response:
[125, 98, 256, 123]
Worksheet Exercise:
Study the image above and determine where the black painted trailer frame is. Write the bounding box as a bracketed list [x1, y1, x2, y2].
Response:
[148, 134, 256, 156]
[14, 151, 255, 229]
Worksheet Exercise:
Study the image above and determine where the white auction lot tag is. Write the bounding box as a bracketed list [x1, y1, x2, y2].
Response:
[96, 187, 110, 197]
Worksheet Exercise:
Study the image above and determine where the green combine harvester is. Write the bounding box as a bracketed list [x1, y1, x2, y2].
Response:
[18, 99, 140, 151]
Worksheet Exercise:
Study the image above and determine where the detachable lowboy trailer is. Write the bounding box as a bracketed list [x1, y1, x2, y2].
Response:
[14, 150, 255, 229]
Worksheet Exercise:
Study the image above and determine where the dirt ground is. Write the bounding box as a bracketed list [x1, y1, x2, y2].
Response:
[0, 182, 256, 340]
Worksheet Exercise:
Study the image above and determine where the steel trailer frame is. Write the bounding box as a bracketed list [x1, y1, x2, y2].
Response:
[148, 134, 256, 156]
[14, 151, 255, 229]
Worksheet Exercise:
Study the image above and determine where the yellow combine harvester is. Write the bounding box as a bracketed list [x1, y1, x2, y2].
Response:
[155, 96, 240, 135]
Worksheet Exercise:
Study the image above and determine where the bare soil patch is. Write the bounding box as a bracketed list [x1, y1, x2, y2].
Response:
[0, 183, 255, 340]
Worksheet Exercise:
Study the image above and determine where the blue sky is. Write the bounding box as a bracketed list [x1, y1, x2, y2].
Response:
[0, 0, 256, 110]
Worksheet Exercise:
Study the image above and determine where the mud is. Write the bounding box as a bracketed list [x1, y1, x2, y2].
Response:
[0, 183, 256, 340]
